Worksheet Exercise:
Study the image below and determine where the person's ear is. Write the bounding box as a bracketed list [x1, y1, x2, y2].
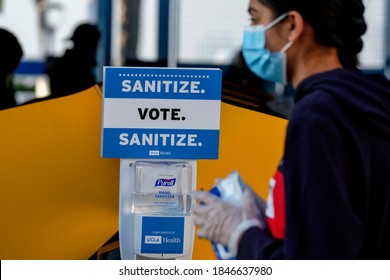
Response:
[286, 11, 304, 41]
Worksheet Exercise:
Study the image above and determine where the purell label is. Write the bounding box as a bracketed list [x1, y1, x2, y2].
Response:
[155, 178, 176, 187]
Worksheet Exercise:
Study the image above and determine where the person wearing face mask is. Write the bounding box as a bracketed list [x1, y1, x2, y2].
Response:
[192, 0, 390, 259]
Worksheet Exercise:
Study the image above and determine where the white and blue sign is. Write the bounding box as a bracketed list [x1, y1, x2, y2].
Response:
[141, 217, 184, 254]
[101, 67, 222, 159]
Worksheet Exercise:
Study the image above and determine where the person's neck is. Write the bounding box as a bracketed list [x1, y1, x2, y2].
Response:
[291, 46, 342, 88]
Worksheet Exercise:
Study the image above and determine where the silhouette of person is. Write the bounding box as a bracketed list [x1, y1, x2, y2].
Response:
[46, 23, 100, 98]
[0, 28, 23, 110]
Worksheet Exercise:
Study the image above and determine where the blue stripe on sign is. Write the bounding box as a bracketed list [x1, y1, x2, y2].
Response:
[101, 128, 219, 159]
[103, 67, 222, 100]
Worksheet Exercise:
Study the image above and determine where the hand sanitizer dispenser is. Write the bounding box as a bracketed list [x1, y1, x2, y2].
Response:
[119, 159, 196, 260]
[101, 67, 222, 260]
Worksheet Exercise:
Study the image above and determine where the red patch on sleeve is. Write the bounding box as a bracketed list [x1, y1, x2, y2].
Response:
[266, 170, 285, 240]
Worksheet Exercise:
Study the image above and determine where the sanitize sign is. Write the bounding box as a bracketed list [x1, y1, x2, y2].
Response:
[101, 67, 222, 159]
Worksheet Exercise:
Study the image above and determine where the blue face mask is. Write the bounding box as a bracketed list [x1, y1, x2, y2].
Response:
[242, 13, 293, 84]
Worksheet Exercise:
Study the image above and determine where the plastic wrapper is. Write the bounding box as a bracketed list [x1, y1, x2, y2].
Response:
[209, 170, 245, 260]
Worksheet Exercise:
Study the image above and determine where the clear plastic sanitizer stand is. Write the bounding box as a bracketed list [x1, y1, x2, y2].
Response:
[119, 159, 196, 259]
[101, 67, 222, 260]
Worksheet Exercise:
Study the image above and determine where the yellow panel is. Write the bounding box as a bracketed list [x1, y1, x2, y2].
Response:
[0, 86, 286, 260]
[0, 86, 120, 260]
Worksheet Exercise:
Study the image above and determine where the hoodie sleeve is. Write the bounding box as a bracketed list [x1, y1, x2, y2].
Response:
[237, 227, 285, 259]
[282, 92, 364, 259]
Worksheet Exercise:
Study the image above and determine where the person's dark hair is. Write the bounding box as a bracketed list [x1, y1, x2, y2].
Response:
[69, 23, 100, 49]
[0, 28, 23, 71]
[258, 0, 367, 69]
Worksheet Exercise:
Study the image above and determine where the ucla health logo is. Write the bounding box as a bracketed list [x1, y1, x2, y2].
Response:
[145, 236, 162, 244]
[155, 178, 176, 187]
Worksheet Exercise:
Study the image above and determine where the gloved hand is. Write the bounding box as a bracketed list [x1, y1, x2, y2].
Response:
[244, 184, 268, 221]
[192, 188, 266, 255]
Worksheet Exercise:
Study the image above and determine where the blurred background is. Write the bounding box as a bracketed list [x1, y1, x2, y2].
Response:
[0, 0, 388, 110]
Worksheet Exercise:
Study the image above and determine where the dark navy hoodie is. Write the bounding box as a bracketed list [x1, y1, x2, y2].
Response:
[237, 69, 390, 259]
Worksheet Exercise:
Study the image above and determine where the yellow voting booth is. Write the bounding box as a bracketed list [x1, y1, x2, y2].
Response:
[0, 86, 286, 259]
